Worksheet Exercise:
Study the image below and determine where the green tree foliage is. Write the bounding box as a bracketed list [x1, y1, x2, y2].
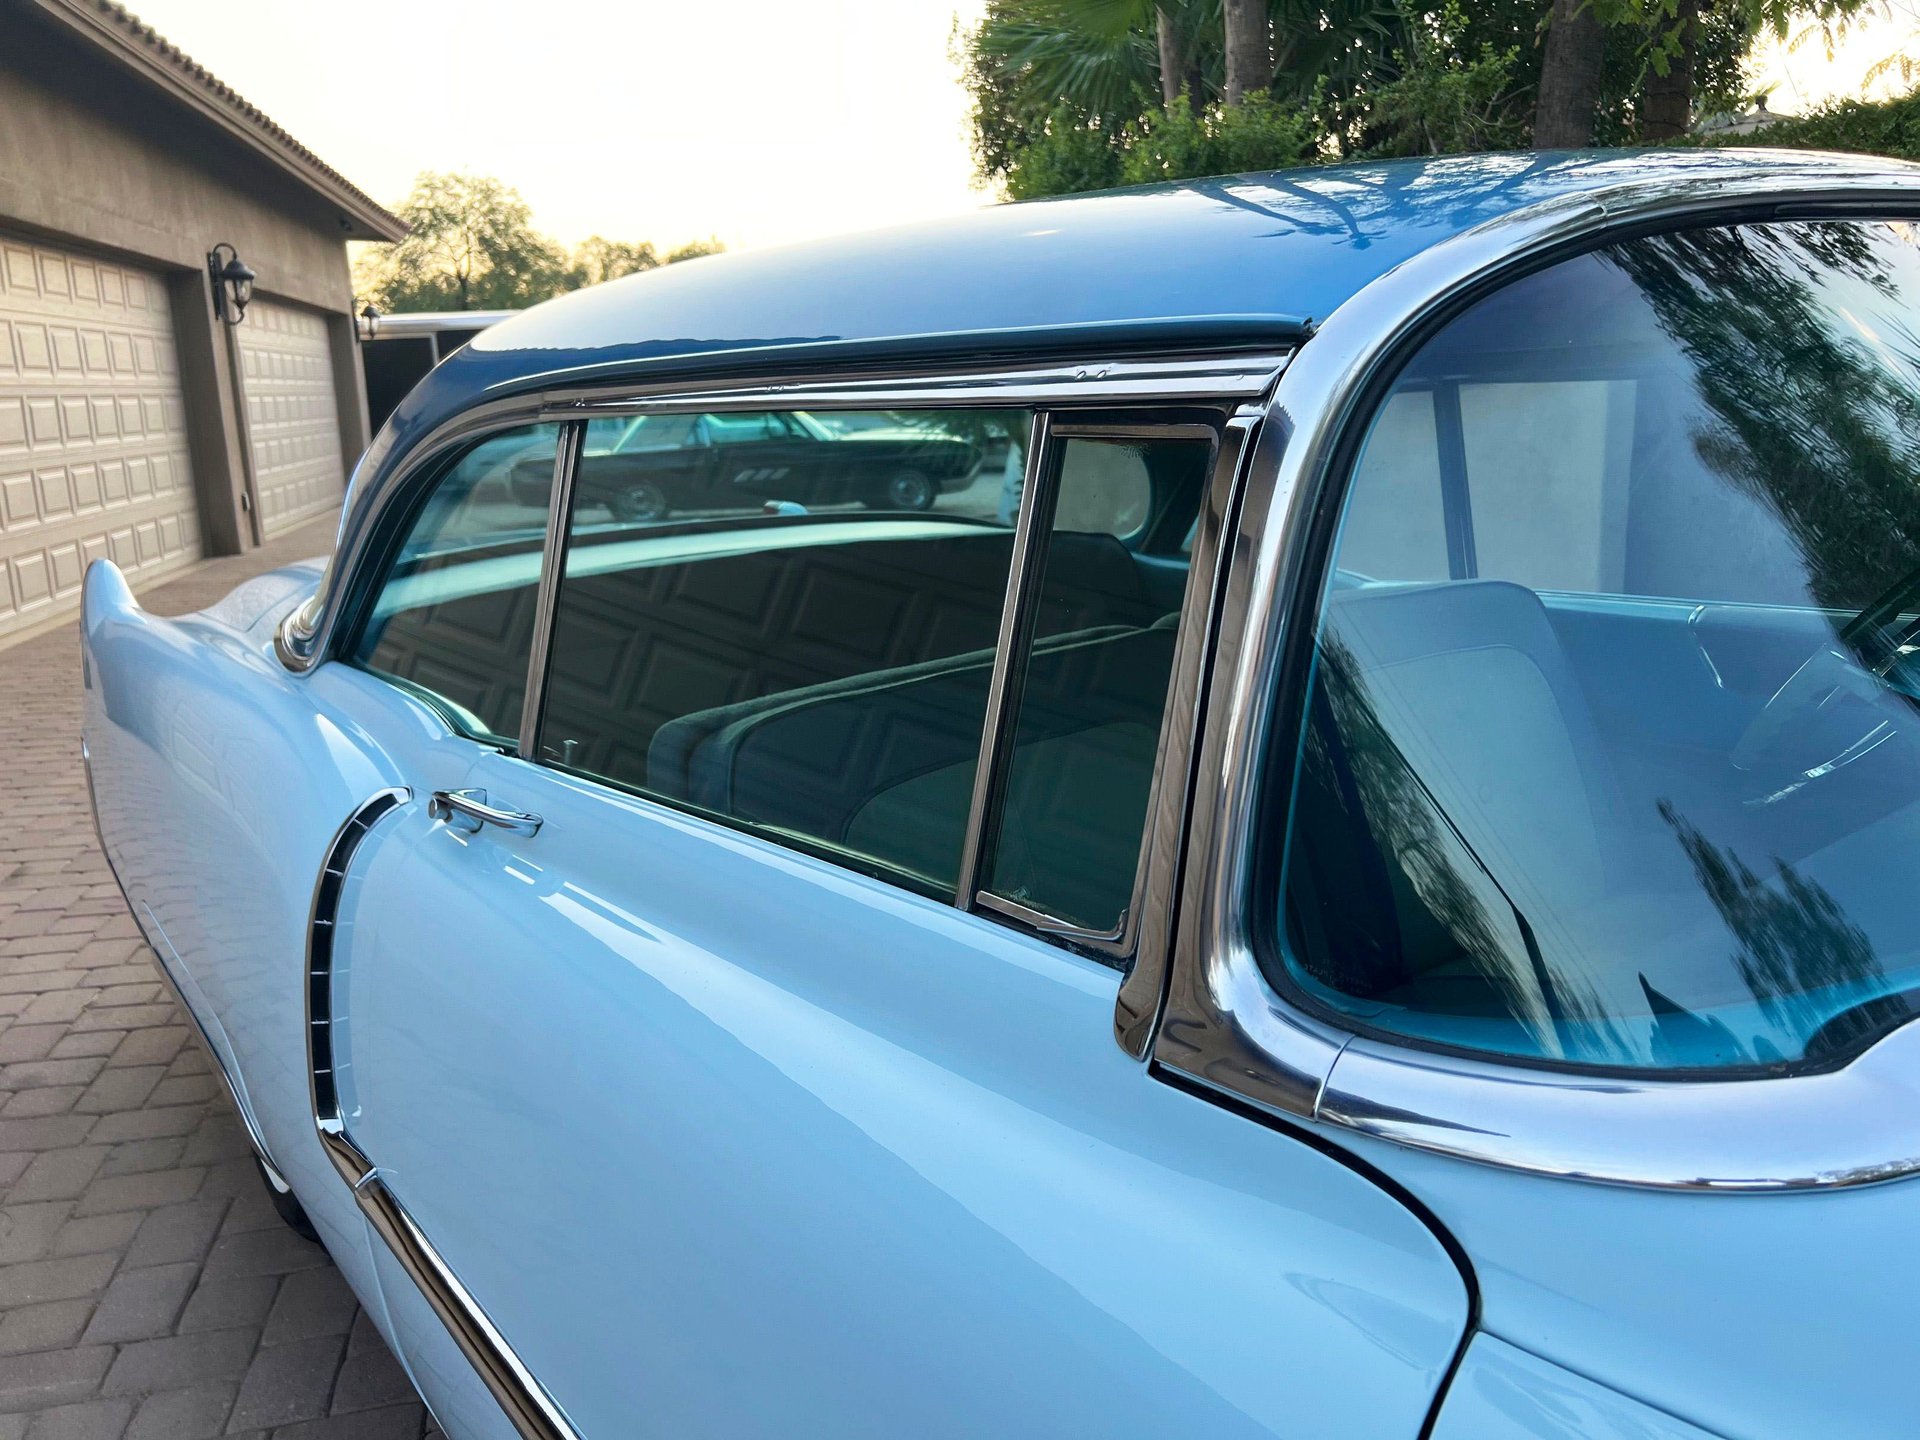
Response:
[356, 172, 572, 312]
[1119, 92, 1315, 182]
[958, 0, 1871, 197]
[571, 236, 659, 286]
[1347, 4, 1529, 156]
[1707, 86, 1920, 160]
[356, 173, 727, 313]
[664, 238, 728, 263]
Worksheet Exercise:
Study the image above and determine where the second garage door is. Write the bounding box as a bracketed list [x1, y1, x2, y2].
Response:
[237, 298, 346, 536]
[0, 229, 202, 646]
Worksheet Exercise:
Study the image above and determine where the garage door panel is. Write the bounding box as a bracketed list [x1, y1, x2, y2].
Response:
[0, 226, 200, 644]
[237, 298, 345, 535]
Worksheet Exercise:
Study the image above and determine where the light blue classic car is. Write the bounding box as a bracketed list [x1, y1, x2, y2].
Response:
[81, 150, 1920, 1439]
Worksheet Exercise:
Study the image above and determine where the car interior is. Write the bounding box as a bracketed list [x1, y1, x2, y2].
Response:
[1277, 271, 1920, 1072]
[356, 427, 1214, 931]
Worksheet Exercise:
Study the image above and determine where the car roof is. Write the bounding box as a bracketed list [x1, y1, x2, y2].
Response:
[368, 149, 1917, 488]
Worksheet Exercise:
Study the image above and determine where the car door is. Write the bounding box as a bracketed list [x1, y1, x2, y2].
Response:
[322, 403, 1470, 1439]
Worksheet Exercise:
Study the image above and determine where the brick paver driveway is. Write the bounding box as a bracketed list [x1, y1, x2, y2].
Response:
[1, 518, 443, 1439]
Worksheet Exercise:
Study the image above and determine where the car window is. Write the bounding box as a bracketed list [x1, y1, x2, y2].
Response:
[567, 409, 1016, 527]
[347, 424, 561, 742]
[1270, 217, 1920, 1075]
[703, 412, 784, 445]
[979, 433, 1214, 931]
[536, 407, 1030, 896]
[1052, 437, 1154, 539]
[535, 406, 1203, 910]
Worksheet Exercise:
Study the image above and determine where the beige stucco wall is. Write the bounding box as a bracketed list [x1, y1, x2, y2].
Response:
[0, 12, 372, 579]
[0, 19, 359, 315]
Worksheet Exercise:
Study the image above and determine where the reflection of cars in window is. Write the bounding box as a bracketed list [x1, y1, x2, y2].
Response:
[510, 409, 983, 520]
[79, 153, 1920, 1440]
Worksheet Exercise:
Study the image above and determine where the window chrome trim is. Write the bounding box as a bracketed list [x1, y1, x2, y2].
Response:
[519, 422, 583, 759]
[548, 351, 1292, 412]
[956, 412, 1053, 908]
[1155, 168, 1920, 1191]
[274, 353, 1291, 676]
[1115, 406, 1259, 1054]
[277, 354, 1289, 1010]
[305, 790, 582, 1440]
[961, 413, 1233, 966]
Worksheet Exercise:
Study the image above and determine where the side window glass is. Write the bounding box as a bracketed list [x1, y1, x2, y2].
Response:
[536, 408, 1030, 897]
[347, 424, 560, 742]
[1333, 390, 1451, 583]
[1053, 440, 1154, 539]
[704, 412, 778, 445]
[1274, 218, 1920, 1075]
[979, 432, 1214, 931]
[568, 409, 1020, 526]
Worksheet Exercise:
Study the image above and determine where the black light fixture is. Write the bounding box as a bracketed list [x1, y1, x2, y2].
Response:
[207, 243, 255, 325]
[358, 303, 380, 340]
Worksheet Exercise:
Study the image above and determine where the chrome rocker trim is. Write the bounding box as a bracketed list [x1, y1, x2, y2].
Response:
[305, 789, 582, 1440]
[81, 740, 293, 1193]
[1156, 162, 1920, 1192]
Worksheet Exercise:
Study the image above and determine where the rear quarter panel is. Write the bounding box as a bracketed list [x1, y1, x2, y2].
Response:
[80, 560, 393, 1284]
[1345, 1129, 1920, 1439]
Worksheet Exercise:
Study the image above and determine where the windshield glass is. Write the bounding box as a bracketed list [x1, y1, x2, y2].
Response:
[1268, 217, 1920, 1074]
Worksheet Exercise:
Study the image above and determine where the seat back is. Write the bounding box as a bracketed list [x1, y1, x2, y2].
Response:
[1321, 580, 1621, 916]
[671, 622, 1176, 907]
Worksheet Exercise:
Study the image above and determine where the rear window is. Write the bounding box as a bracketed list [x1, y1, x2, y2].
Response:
[1269, 218, 1920, 1074]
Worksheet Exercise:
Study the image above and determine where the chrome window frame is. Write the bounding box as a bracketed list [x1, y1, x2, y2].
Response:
[1154, 171, 1920, 1192]
[279, 350, 1284, 1018]
[275, 351, 1291, 674]
[961, 411, 1239, 966]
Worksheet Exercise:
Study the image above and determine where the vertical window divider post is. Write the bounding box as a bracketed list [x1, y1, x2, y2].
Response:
[956, 411, 1061, 909]
[1433, 381, 1477, 581]
[519, 420, 585, 762]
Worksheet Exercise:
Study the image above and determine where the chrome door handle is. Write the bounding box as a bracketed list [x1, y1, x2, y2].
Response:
[428, 788, 543, 836]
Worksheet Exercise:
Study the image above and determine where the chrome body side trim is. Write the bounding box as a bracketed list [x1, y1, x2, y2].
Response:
[519, 421, 583, 759]
[273, 353, 1291, 675]
[303, 789, 583, 1440]
[1155, 169, 1920, 1190]
[81, 741, 293, 1192]
[318, 1129, 579, 1440]
[305, 789, 407, 1130]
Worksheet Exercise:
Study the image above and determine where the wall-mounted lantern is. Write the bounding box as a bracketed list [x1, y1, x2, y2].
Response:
[358, 303, 380, 341]
[207, 243, 256, 325]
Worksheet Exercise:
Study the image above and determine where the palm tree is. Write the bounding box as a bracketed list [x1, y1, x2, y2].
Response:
[1533, 0, 1607, 146]
[1223, 0, 1273, 101]
[981, 0, 1220, 111]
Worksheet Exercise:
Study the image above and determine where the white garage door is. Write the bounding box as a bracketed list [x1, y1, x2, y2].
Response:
[236, 298, 345, 535]
[0, 229, 200, 645]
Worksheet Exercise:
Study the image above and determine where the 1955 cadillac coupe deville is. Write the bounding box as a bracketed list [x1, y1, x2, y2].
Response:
[81, 150, 1920, 1439]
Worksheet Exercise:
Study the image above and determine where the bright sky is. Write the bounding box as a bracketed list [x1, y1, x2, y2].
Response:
[118, 1, 1920, 258]
[1746, 3, 1920, 110]
[121, 0, 994, 254]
